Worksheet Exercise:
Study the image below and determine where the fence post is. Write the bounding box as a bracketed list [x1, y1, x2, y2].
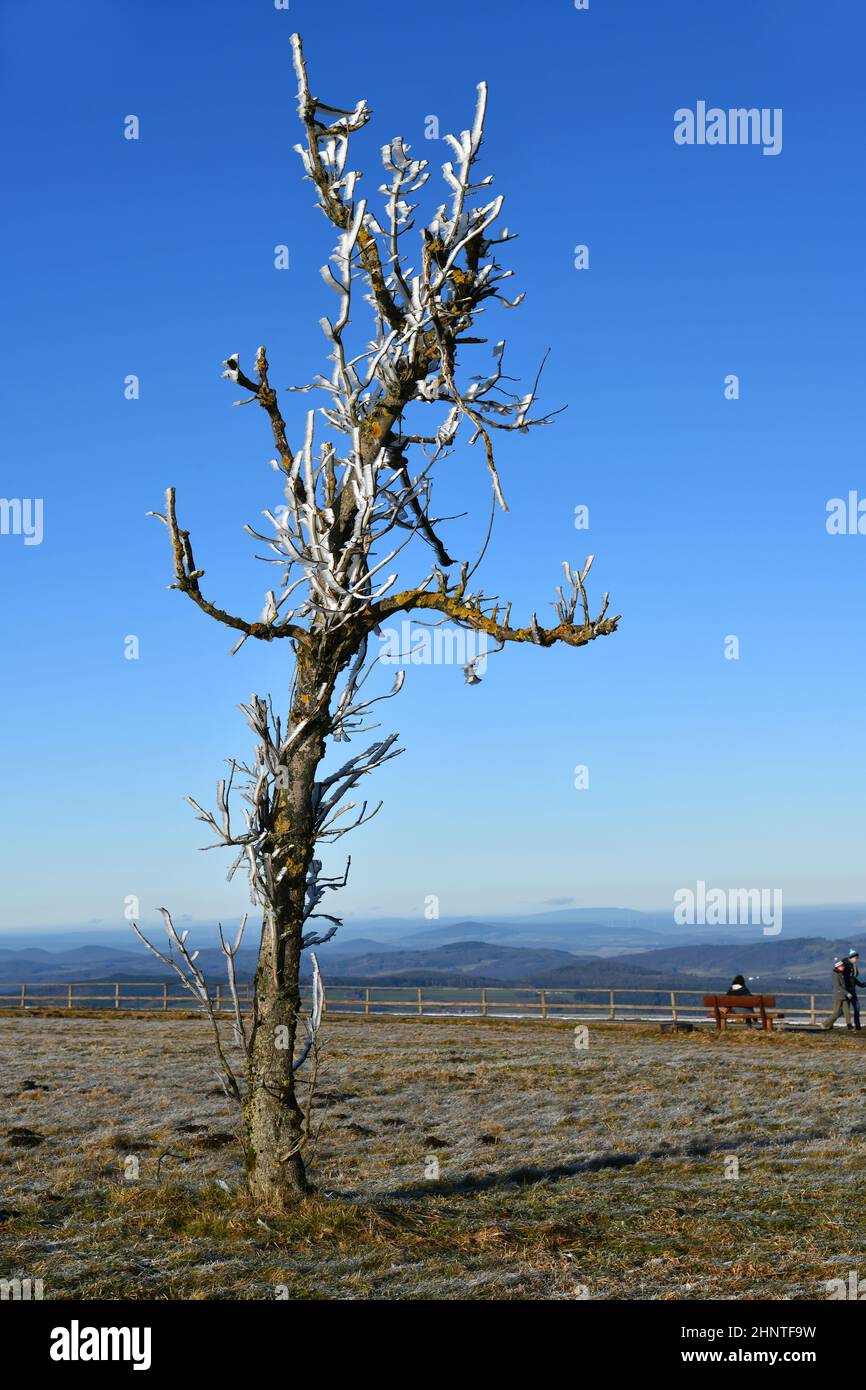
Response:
[417, 988, 424, 1017]
[481, 988, 488, 1018]
[67, 984, 73, 1010]
[216, 984, 222, 1013]
[114, 983, 120, 1011]
[162, 983, 168, 1012]
[609, 989, 615, 1021]
[670, 990, 677, 1024]
[20, 982, 26, 1011]
[540, 989, 547, 1021]
[810, 994, 816, 1026]
[364, 987, 370, 1017]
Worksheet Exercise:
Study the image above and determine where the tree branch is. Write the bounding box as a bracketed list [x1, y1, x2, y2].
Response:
[150, 487, 306, 643]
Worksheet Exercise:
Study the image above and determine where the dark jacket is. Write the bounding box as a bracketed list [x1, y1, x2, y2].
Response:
[833, 962, 855, 998]
[727, 979, 752, 997]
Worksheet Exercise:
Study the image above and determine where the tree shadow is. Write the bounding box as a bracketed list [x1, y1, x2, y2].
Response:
[364, 1122, 855, 1204]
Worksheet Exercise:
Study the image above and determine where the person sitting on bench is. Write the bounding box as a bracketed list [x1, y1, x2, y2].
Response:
[721, 975, 755, 1026]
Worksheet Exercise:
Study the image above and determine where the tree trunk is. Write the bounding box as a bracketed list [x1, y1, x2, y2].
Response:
[245, 901, 310, 1206]
[245, 700, 324, 1209]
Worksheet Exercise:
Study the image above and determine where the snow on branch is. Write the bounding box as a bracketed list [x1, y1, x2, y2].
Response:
[292, 952, 324, 1073]
[153, 33, 609, 660]
[131, 909, 248, 1105]
[148, 33, 618, 979]
[148, 487, 305, 649]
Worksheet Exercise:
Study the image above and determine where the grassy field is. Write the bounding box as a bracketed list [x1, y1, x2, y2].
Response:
[0, 1012, 861, 1300]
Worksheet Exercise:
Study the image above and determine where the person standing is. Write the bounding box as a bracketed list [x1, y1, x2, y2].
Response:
[846, 950, 864, 1030]
[823, 958, 855, 1031]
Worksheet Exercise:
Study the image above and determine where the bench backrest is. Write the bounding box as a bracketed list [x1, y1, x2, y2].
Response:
[703, 994, 776, 1008]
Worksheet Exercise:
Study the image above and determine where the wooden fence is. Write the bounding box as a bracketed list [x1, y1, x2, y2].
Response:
[0, 981, 837, 1025]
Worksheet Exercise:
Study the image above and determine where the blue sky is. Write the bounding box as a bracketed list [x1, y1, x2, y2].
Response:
[1, 0, 865, 932]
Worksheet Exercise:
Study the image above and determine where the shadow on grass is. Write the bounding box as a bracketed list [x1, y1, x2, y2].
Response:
[370, 1121, 858, 1203]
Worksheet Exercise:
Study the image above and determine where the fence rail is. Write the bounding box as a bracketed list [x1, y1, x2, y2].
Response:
[0, 981, 836, 1026]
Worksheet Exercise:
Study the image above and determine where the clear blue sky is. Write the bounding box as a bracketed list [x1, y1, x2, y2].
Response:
[2, 0, 865, 932]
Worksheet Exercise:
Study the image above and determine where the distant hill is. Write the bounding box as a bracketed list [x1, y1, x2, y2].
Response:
[325, 937, 397, 956]
[327, 940, 581, 984]
[326, 941, 722, 991]
[3, 903, 866, 959]
[399, 918, 673, 955]
[2, 917, 864, 998]
[616, 935, 866, 988]
[0, 944, 258, 986]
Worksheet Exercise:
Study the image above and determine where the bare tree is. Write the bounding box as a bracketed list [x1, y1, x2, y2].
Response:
[141, 33, 619, 1210]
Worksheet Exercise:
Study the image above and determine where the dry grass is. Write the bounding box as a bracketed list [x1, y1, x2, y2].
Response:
[0, 1014, 861, 1299]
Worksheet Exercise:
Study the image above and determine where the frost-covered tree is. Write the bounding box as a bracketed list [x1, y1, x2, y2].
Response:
[138, 33, 619, 1209]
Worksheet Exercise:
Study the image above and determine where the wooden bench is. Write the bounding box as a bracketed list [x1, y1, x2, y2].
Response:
[703, 994, 785, 1033]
